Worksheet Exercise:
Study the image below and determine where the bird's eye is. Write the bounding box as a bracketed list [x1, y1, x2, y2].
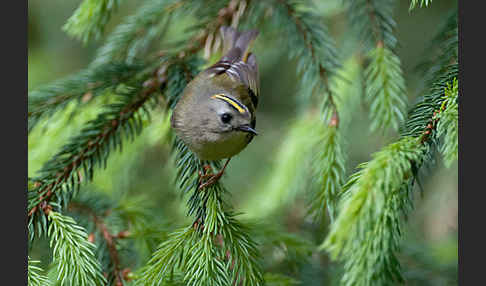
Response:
[221, 113, 232, 124]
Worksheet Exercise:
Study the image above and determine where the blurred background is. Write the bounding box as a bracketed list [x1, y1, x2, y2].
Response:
[28, 0, 457, 284]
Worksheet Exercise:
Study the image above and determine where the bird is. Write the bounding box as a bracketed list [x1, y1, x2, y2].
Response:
[171, 26, 260, 190]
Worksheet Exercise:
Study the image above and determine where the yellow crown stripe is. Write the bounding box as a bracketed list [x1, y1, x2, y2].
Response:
[211, 94, 247, 114]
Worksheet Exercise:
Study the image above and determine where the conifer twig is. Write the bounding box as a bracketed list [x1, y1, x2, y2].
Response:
[322, 17, 458, 283]
[69, 202, 130, 286]
[28, 63, 143, 133]
[47, 211, 106, 286]
[276, 0, 339, 124]
[346, 0, 407, 133]
[28, 257, 51, 286]
[28, 78, 161, 217]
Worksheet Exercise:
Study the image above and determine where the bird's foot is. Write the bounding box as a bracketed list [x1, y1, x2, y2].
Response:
[198, 159, 231, 190]
[198, 171, 224, 190]
[198, 165, 214, 182]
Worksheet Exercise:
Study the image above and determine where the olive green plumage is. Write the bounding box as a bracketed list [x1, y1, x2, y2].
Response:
[171, 26, 260, 161]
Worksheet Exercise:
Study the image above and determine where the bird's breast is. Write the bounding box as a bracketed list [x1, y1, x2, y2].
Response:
[186, 130, 251, 161]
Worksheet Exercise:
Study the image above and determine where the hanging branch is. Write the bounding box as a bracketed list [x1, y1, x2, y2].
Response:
[321, 15, 458, 285]
[28, 62, 143, 133]
[321, 137, 426, 285]
[321, 73, 457, 284]
[29, 0, 190, 133]
[90, 0, 184, 67]
[47, 211, 107, 286]
[68, 201, 130, 286]
[271, 0, 340, 116]
[346, 0, 408, 133]
[254, 0, 347, 222]
[63, 0, 124, 44]
[28, 74, 163, 242]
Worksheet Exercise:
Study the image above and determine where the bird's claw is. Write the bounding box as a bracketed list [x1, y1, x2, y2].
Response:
[198, 172, 223, 190]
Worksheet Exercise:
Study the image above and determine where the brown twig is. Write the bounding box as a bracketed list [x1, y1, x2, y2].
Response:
[69, 202, 130, 286]
[419, 103, 448, 145]
[28, 77, 162, 219]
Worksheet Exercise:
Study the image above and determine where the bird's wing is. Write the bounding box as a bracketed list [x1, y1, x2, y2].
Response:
[204, 26, 260, 109]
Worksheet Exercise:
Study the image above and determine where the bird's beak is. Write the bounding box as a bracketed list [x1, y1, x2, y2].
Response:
[236, 124, 258, 135]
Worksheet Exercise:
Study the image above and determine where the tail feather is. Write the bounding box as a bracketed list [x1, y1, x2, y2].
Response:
[220, 26, 258, 63]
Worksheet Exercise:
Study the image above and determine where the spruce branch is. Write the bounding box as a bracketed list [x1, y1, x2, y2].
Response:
[138, 186, 263, 286]
[63, 0, 124, 44]
[346, 0, 397, 50]
[47, 211, 106, 286]
[271, 0, 340, 118]
[69, 201, 129, 286]
[365, 45, 407, 132]
[28, 257, 51, 286]
[309, 124, 346, 222]
[345, 0, 408, 133]
[28, 62, 143, 133]
[28, 74, 163, 242]
[255, 0, 349, 225]
[322, 31, 458, 284]
[321, 137, 426, 285]
[308, 56, 364, 222]
[320, 72, 458, 285]
[403, 64, 458, 141]
[90, 0, 181, 67]
[436, 78, 458, 167]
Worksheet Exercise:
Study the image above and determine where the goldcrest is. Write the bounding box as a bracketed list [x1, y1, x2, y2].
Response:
[171, 26, 260, 188]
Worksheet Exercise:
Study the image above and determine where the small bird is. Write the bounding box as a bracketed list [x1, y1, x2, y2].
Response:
[171, 26, 260, 189]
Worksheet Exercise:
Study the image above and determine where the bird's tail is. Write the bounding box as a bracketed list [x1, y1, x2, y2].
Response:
[220, 26, 259, 63]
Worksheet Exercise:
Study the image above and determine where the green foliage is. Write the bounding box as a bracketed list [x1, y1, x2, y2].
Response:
[409, 0, 432, 11]
[63, 0, 123, 44]
[138, 187, 264, 286]
[28, 62, 143, 132]
[321, 137, 426, 285]
[264, 0, 340, 109]
[309, 124, 346, 222]
[365, 46, 407, 132]
[28, 0, 458, 285]
[90, 0, 182, 67]
[345, 0, 397, 50]
[437, 79, 458, 167]
[48, 211, 106, 286]
[345, 0, 408, 133]
[263, 273, 300, 286]
[28, 83, 161, 242]
[28, 257, 51, 286]
[320, 10, 458, 284]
